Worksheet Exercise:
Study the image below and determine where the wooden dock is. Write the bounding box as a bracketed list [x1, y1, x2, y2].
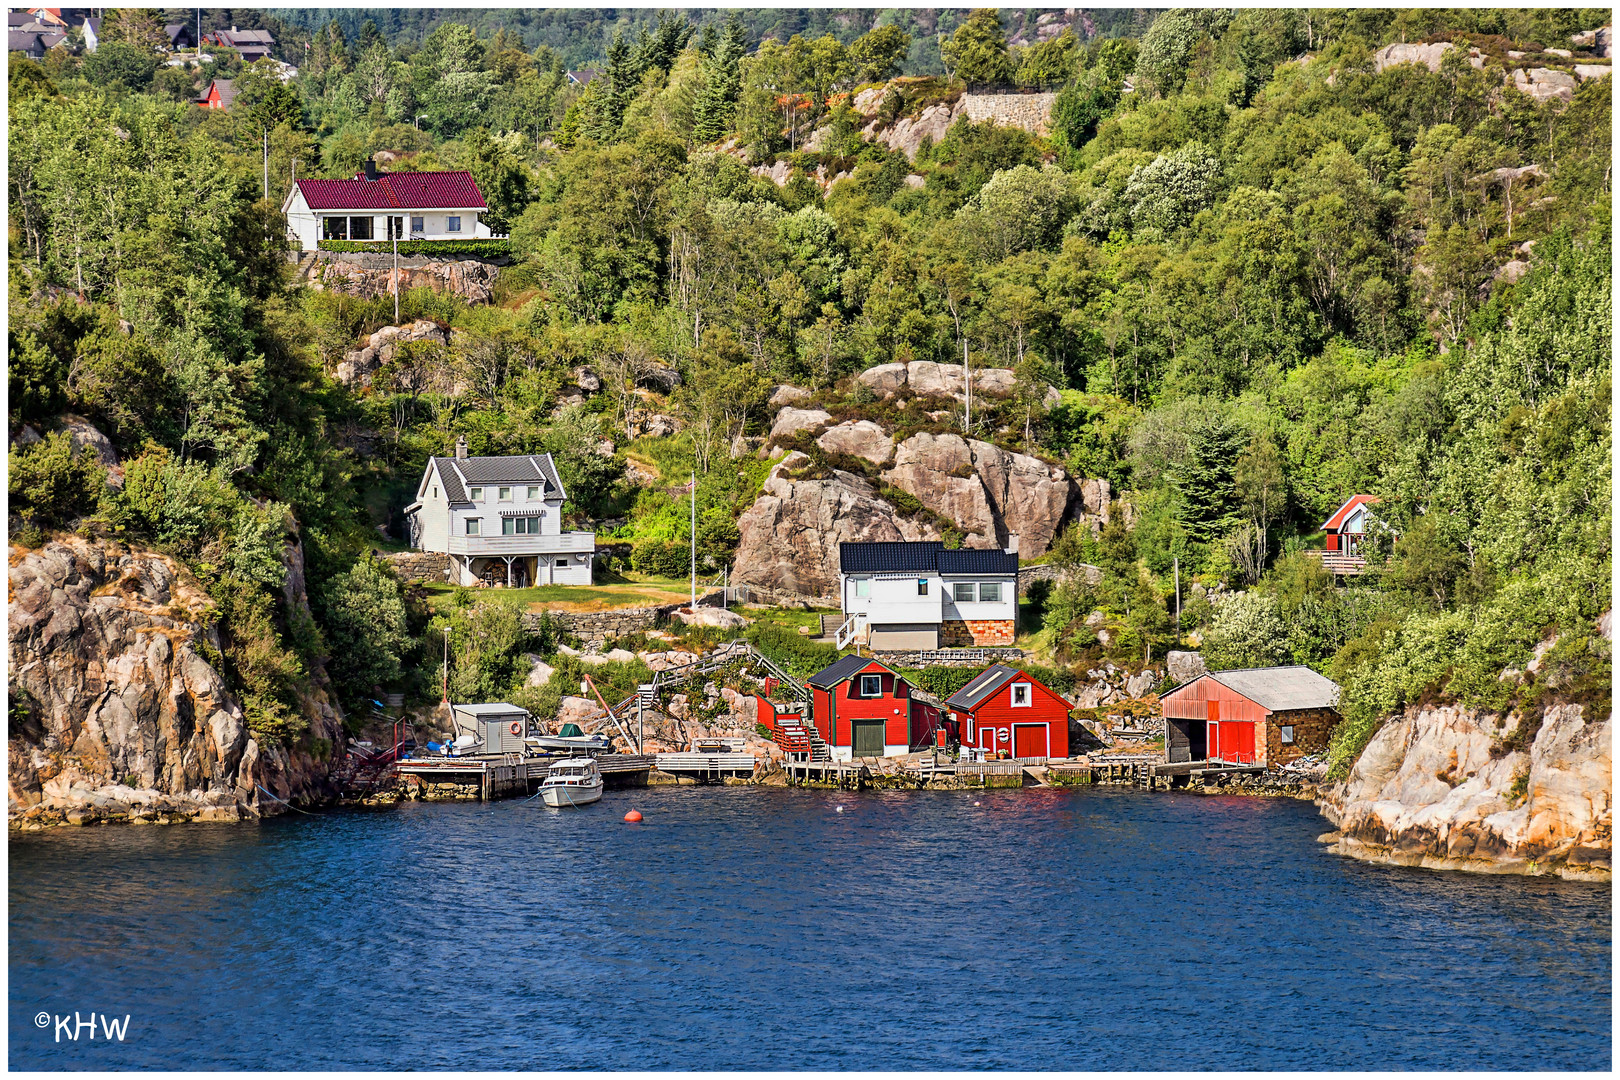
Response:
[395, 753, 655, 800]
[654, 752, 758, 781]
[783, 756, 1027, 790]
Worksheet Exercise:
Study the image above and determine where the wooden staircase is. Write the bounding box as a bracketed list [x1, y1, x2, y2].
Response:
[774, 719, 830, 762]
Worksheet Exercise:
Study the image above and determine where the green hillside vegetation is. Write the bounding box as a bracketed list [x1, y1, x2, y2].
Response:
[8, 9, 1610, 773]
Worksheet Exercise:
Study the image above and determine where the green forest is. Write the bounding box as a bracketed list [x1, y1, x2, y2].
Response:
[8, 7, 1611, 776]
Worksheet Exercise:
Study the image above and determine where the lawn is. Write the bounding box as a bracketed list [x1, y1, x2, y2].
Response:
[420, 578, 694, 615]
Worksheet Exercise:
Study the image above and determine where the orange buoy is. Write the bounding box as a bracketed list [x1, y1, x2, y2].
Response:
[624, 810, 643, 823]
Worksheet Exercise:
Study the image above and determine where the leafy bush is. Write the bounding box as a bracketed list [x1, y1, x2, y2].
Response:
[8, 431, 104, 530]
[1201, 592, 1290, 670]
[317, 554, 408, 713]
[744, 621, 839, 680]
[631, 538, 689, 578]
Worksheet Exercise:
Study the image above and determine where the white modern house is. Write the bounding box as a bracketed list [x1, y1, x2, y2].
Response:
[404, 438, 596, 588]
[281, 161, 498, 253]
[835, 540, 1020, 650]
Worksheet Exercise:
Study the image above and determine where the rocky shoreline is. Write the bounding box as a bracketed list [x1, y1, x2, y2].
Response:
[1316, 703, 1611, 881]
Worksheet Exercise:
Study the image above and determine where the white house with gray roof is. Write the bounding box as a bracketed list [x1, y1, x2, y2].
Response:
[404, 436, 595, 587]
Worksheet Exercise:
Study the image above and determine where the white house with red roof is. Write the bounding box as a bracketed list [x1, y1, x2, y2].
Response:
[281, 159, 494, 252]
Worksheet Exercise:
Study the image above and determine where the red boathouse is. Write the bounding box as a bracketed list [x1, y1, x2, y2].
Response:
[1159, 666, 1341, 767]
[805, 656, 940, 761]
[945, 664, 1070, 761]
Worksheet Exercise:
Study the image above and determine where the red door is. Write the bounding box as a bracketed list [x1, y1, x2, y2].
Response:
[1207, 699, 1221, 761]
[978, 721, 997, 753]
[1221, 721, 1255, 764]
[1014, 724, 1047, 759]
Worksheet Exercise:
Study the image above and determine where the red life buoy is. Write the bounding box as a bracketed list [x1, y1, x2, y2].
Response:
[509, 721, 523, 736]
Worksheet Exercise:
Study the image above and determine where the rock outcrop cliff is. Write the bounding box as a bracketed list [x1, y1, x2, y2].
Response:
[1318, 703, 1611, 880]
[9, 537, 346, 827]
[732, 452, 940, 600]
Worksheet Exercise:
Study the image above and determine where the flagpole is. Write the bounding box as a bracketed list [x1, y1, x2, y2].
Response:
[689, 471, 696, 609]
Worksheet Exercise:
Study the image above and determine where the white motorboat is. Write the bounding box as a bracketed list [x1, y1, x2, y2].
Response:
[539, 757, 603, 808]
[526, 722, 612, 753]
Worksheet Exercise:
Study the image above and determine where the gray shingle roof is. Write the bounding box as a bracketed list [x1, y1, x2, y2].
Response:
[945, 663, 1021, 710]
[807, 654, 890, 690]
[1206, 666, 1341, 712]
[431, 454, 564, 504]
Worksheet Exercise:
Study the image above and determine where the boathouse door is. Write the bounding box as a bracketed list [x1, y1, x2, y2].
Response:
[1206, 700, 1220, 760]
[852, 719, 885, 757]
[1014, 724, 1047, 759]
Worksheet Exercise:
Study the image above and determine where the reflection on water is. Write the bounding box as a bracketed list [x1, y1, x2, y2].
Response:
[10, 787, 1611, 1069]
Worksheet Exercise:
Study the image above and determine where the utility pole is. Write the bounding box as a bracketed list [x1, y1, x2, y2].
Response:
[392, 217, 400, 323]
[963, 336, 971, 437]
[262, 129, 268, 199]
[441, 626, 450, 704]
[689, 471, 697, 610]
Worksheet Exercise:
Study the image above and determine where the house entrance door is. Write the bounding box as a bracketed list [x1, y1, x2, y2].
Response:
[1013, 724, 1047, 759]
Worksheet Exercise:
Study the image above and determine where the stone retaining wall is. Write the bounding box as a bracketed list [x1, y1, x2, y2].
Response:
[523, 605, 676, 645]
[384, 551, 450, 581]
[873, 647, 1024, 668]
[1018, 562, 1103, 588]
[959, 91, 1057, 134]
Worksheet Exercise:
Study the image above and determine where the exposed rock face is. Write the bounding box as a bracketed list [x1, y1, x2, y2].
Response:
[1166, 651, 1208, 685]
[907, 361, 965, 398]
[769, 385, 810, 407]
[338, 319, 449, 387]
[733, 452, 939, 599]
[855, 360, 1035, 402]
[1511, 66, 1579, 101]
[1373, 41, 1457, 73]
[881, 433, 1078, 555]
[308, 257, 499, 305]
[9, 538, 344, 826]
[1318, 704, 1611, 879]
[856, 363, 909, 397]
[817, 420, 894, 465]
[769, 407, 833, 442]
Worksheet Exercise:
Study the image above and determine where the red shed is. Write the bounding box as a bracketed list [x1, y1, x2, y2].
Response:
[1160, 666, 1341, 767]
[1321, 494, 1379, 555]
[806, 655, 939, 761]
[945, 664, 1070, 761]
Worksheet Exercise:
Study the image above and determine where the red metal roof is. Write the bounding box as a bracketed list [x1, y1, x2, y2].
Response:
[294, 171, 487, 212]
[1321, 494, 1378, 532]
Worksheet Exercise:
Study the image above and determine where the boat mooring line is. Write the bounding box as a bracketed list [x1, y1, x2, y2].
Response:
[256, 783, 317, 815]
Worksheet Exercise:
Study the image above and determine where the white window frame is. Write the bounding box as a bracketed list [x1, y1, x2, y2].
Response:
[498, 486, 512, 501]
[447, 215, 462, 232]
[410, 215, 425, 233]
[978, 581, 1003, 603]
[853, 578, 871, 598]
[953, 582, 976, 603]
[1281, 725, 1295, 745]
[1011, 682, 1031, 707]
[859, 674, 882, 698]
[527, 485, 540, 499]
[465, 518, 481, 536]
[468, 486, 483, 501]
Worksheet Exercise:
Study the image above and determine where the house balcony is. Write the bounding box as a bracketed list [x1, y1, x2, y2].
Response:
[1303, 550, 1367, 576]
[444, 531, 595, 558]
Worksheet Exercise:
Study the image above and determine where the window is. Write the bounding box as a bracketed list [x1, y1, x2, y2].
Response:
[322, 216, 348, 241]
[917, 578, 929, 596]
[527, 485, 540, 499]
[853, 578, 871, 598]
[1011, 683, 1031, 707]
[447, 215, 462, 232]
[1281, 725, 1295, 745]
[953, 582, 976, 603]
[468, 487, 483, 501]
[503, 517, 540, 535]
[859, 674, 882, 698]
[465, 519, 481, 536]
[498, 486, 511, 501]
[410, 215, 425, 234]
[387, 215, 403, 240]
[349, 216, 374, 240]
[978, 582, 1003, 603]
[432, 486, 438, 498]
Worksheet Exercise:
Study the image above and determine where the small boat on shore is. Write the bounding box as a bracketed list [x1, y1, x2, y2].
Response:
[539, 757, 603, 808]
[528, 722, 612, 753]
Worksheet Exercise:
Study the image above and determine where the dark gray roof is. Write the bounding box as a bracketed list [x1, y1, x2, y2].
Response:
[807, 654, 890, 690]
[1205, 667, 1341, 712]
[938, 548, 1019, 575]
[9, 13, 35, 28]
[945, 663, 1023, 710]
[840, 540, 1017, 575]
[431, 454, 564, 504]
[10, 29, 64, 53]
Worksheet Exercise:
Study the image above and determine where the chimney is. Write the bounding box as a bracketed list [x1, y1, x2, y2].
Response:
[231, 25, 237, 33]
[454, 434, 468, 460]
[1005, 533, 1020, 556]
[363, 157, 378, 181]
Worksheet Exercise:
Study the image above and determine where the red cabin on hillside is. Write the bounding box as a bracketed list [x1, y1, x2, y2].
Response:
[1159, 666, 1341, 767]
[945, 664, 1070, 761]
[806, 656, 940, 761]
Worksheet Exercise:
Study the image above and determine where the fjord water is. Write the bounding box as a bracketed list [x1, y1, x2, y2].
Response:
[10, 788, 1610, 1070]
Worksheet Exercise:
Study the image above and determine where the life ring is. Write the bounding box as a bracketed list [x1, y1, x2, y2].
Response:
[509, 721, 523, 736]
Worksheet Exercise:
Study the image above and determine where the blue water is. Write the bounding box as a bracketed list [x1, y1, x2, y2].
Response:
[9, 787, 1611, 1070]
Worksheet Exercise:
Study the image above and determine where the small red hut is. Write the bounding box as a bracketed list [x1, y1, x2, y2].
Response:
[945, 664, 1070, 761]
[1159, 666, 1341, 767]
[806, 656, 940, 761]
[1322, 495, 1380, 556]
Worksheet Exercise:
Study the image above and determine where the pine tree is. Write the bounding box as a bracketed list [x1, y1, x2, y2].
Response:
[691, 15, 746, 143]
[592, 31, 637, 142]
